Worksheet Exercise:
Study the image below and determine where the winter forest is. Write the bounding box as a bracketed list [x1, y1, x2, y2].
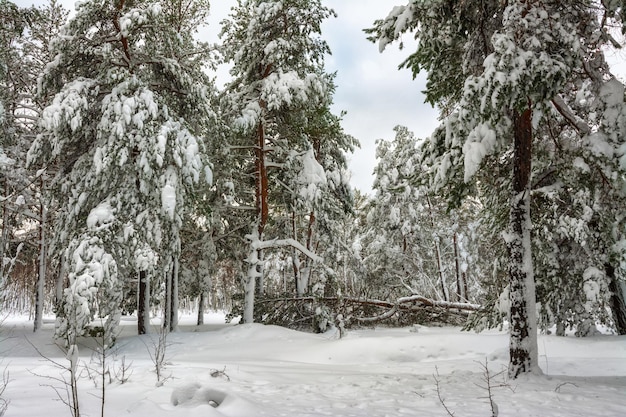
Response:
[2, 0, 626, 416]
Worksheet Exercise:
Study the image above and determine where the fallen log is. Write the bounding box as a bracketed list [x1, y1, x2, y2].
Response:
[255, 295, 482, 325]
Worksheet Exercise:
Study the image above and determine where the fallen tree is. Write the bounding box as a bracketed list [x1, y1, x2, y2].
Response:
[253, 295, 483, 331]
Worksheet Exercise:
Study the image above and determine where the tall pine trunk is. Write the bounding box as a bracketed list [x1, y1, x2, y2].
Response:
[243, 117, 269, 323]
[507, 106, 539, 379]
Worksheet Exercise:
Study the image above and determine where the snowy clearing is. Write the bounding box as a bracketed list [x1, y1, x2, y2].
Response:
[2, 313, 625, 417]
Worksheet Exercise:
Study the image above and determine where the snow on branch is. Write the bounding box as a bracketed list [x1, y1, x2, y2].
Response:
[551, 95, 590, 134]
[396, 295, 481, 311]
[246, 234, 323, 263]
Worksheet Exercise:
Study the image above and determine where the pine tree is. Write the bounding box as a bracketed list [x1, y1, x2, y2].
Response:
[364, 125, 480, 306]
[28, 0, 214, 341]
[0, 0, 68, 329]
[368, 0, 626, 377]
[220, 0, 336, 323]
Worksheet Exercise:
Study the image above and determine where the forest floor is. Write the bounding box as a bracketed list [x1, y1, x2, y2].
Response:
[1, 312, 625, 417]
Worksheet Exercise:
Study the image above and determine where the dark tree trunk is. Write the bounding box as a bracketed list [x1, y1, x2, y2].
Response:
[453, 232, 463, 302]
[197, 291, 205, 326]
[164, 262, 172, 331]
[170, 256, 179, 331]
[163, 257, 179, 332]
[55, 255, 66, 315]
[607, 263, 626, 335]
[138, 270, 149, 335]
[507, 105, 539, 379]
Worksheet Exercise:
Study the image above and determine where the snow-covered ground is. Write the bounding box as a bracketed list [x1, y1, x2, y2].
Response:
[2, 313, 625, 417]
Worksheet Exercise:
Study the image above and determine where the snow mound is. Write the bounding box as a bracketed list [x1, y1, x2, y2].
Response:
[169, 381, 258, 417]
[171, 382, 228, 408]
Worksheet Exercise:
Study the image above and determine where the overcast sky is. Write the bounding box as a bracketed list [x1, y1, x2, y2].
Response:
[10, 0, 440, 193]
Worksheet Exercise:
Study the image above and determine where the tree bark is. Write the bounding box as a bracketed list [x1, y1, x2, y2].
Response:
[243, 242, 259, 323]
[607, 263, 626, 335]
[453, 232, 464, 302]
[507, 106, 539, 379]
[256, 119, 269, 235]
[164, 262, 172, 331]
[0, 185, 9, 286]
[170, 256, 179, 332]
[197, 290, 205, 326]
[138, 270, 149, 334]
[55, 254, 66, 314]
[34, 200, 47, 332]
[244, 117, 270, 322]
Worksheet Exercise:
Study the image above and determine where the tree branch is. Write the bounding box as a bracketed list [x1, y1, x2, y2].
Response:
[551, 95, 590, 135]
[249, 236, 323, 263]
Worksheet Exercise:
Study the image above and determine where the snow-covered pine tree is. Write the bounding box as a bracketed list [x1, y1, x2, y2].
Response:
[0, 0, 32, 301]
[363, 126, 481, 310]
[220, 0, 336, 323]
[28, 0, 214, 341]
[530, 43, 626, 336]
[368, 0, 626, 377]
[279, 91, 357, 298]
[0, 0, 68, 330]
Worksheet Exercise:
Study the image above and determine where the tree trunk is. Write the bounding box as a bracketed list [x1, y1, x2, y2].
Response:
[507, 106, 539, 379]
[453, 232, 463, 302]
[256, 118, 269, 238]
[427, 195, 448, 301]
[164, 262, 172, 332]
[292, 211, 302, 295]
[34, 201, 47, 332]
[434, 237, 448, 301]
[55, 254, 66, 314]
[0, 188, 9, 286]
[138, 270, 150, 334]
[243, 242, 259, 323]
[243, 115, 270, 322]
[607, 263, 626, 335]
[293, 250, 302, 295]
[197, 291, 205, 326]
[170, 256, 179, 332]
[255, 248, 264, 297]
